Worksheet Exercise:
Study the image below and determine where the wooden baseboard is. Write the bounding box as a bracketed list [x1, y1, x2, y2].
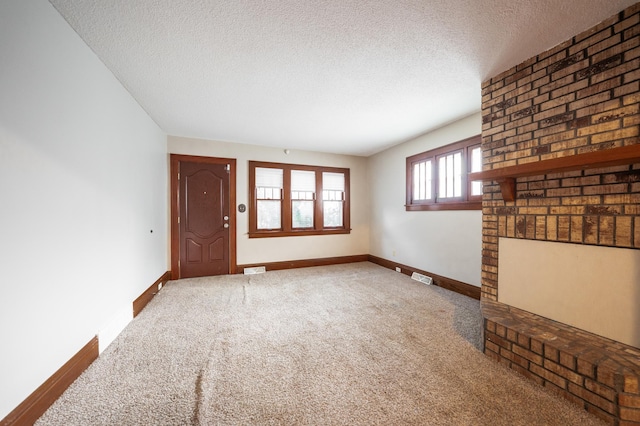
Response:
[133, 271, 172, 317]
[237, 255, 480, 300]
[1, 271, 172, 425]
[368, 255, 481, 300]
[237, 254, 369, 273]
[0, 337, 99, 426]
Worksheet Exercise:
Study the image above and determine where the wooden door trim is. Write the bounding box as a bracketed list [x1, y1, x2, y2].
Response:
[170, 154, 237, 279]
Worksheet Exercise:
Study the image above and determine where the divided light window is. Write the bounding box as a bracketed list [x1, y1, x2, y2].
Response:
[249, 161, 350, 237]
[406, 135, 482, 211]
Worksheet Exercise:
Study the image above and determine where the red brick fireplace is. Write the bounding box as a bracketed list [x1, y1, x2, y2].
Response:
[473, 4, 640, 424]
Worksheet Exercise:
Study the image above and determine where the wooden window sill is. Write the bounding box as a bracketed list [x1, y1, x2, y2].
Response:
[406, 201, 482, 211]
[248, 229, 351, 238]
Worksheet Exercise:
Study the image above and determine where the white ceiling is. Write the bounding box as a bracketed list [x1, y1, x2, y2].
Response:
[49, 0, 637, 156]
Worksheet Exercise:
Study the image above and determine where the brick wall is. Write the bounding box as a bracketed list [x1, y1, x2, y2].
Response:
[480, 4, 640, 425]
[481, 3, 640, 301]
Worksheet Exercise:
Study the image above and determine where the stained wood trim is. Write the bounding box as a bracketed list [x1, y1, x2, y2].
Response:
[248, 161, 351, 237]
[368, 255, 481, 300]
[237, 254, 369, 272]
[248, 229, 351, 238]
[170, 154, 237, 279]
[406, 135, 482, 211]
[170, 155, 179, 280]
[0, 337, 99, 426]
[469, 144, 640, 201]
[133, 271, 172, 317]
[496, 178, 517, 202]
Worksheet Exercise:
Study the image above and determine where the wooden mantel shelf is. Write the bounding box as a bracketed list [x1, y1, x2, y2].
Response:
[468, 144, 640, 202]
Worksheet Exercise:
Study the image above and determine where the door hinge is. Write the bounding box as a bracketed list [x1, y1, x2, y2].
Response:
[177, 216, 180, 224]
[225, 164, 230, 173]
[177, 173, 180, 180]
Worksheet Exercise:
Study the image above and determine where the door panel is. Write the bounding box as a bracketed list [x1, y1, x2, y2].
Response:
[180, 161, 230, 277]
[209, 238, 224, 260]
[186, 239, 203, 263]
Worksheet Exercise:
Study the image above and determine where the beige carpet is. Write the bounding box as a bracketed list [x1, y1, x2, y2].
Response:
[36, 262, 604, 425]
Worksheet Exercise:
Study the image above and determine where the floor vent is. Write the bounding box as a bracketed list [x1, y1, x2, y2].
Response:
[244, 266, 266, 275]
[411, 272, 433, 285]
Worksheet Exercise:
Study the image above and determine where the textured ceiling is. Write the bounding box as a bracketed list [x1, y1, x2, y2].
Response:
[49, 0, 637, 156]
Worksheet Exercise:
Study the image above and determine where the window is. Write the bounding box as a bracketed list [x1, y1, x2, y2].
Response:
[249, 161, 350, 237]
[255, 167, 283, 229]
[406, 135, 482, 211]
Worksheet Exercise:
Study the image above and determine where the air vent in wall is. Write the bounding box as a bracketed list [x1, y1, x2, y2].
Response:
[411, 272, 433, 285]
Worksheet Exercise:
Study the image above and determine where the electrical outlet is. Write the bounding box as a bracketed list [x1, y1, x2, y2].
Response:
[395, 267, 401, 273]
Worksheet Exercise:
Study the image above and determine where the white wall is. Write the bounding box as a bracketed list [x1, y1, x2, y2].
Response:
[368, 113, 483, 286]
[168, 136, 370, 265]
[0, 0, 168, 419]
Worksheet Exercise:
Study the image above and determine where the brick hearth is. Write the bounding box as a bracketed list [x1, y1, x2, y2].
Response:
[483, 299, 640, 424]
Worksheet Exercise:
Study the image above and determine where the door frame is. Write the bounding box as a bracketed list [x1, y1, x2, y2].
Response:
[170, 154, 237, 279]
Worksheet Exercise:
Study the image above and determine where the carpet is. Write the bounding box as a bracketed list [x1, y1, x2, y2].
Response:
[36, 262, 604, 425]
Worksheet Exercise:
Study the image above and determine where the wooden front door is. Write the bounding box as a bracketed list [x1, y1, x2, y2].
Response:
[173, 157, 235, 278]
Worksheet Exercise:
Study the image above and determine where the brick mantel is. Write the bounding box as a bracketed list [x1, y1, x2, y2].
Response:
[479, 4, 640, 424]
[480, 3, 640, 301]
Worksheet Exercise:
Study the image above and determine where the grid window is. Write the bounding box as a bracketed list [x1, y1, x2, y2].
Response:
[255, 167, 283, 230]
[322, 172, 345, 228]
[291, 170, 315, 229]
[249, 161, 350, 237]
[406, 135, 482, 211]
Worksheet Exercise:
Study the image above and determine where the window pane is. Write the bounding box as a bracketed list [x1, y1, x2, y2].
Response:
[413, 160, 432, 201]
[439, 152, 462, 199]
[257, 200, 281, 229]
[323, 172, 344, 227]
[291, 170, 315, 228]
[471, 146, 483, 196]
[323, 190, 343, 201]
[446, 155, 454, 197]
[413, 163, 421, 199]
[471, 180, 483, 196]
[292, 200, 314, 228]
[419, 162, 426, 199]
[256, 168, 283, 228]
[471, 147, 482, 172]
[425, 161, 431, 199]
[439, 157, 446, 198]
[257, 187, 281, 200]
[323, 201, 343, 227]
[454, 152, 462, 197]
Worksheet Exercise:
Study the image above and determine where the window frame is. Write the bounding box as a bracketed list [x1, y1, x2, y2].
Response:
[406, 135, 482, 211]
[249, 161, 350, 238]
